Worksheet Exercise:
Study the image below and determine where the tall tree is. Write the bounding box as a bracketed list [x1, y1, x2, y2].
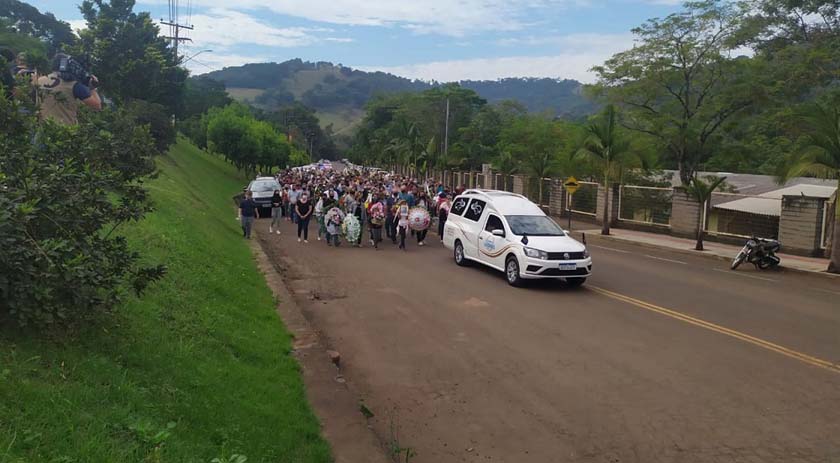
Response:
[75, 0, 186, 114]
[592, 0, 758, 185]
[179, 76, 232, 121]
[577, 105, 635, 236]
[777, 100, 840, 273]
[0, 0, 76, 54]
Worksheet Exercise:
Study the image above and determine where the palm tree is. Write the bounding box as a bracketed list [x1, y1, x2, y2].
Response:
[577, 105, 634, 235]
[523, 151, 557, 204]
[685, 175, 727, 251]
[492, 151, 518, 191]
[777, 101, 840, 273]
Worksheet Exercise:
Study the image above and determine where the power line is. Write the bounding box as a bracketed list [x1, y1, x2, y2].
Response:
[161, 0, 193, 62]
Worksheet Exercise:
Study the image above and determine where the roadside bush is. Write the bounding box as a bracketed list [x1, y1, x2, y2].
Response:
[0, 86, 166, 327]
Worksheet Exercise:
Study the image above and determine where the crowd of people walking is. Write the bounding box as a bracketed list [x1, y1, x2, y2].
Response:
[239, 164, 462, 251]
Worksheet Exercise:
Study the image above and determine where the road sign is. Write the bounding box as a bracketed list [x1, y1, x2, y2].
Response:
[564, 177, 580, 195]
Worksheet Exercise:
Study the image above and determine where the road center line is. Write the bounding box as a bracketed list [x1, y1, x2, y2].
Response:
[589, 285, 840, 375]
[712, 268, 777, 282]
[643, 254, 687, 265]
[589, 245, 631, 254]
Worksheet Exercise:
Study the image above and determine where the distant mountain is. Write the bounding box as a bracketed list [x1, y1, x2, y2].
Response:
[201, 59, 597, 133]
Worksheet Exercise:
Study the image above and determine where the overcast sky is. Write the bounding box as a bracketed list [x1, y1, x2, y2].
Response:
[28, 0, 684, 82]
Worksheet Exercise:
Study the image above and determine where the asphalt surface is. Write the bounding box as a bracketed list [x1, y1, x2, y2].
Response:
[257, 217, 840, 463]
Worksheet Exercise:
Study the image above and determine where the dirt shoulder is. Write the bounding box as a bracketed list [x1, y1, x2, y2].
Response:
[250, 232, 391, 463]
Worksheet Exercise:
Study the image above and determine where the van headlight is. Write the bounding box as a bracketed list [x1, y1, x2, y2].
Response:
[524, 247, 549, 260]
[583, 248, 590, 258]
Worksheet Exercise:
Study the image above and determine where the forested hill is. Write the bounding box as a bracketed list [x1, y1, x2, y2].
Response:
[201, 59, 596, 132]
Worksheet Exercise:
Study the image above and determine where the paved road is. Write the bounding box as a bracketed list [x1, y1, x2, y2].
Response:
[257, 219, 840, 463]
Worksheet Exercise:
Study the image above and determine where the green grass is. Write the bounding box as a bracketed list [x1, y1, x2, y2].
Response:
[226, 87, 265, 103]
[0, 139, 332, 463]
[317, 107, 364, 135]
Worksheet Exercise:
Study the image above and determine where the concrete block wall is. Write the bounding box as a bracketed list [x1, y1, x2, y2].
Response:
[779, 195, 825, 256]
[595, 184, 619, 226]
[670, 187, 701, 239]
[512, 175, 525, 195]
[549, 179, 567, 217]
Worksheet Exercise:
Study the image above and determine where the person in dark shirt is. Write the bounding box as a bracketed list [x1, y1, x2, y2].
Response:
[238, 191, 260, 239]
[295, 193, 313, 243]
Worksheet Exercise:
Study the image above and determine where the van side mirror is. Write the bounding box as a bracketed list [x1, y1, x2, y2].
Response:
[491, 229, 505, 237]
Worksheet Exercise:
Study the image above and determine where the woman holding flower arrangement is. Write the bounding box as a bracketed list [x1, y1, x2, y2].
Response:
[368, 193, 387, 250]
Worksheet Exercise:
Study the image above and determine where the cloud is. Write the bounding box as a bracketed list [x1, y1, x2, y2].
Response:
[66, 19, 87, 33]
[143, 0, 577, 36]
[186, 9, 348, 48]
[364, 33, 635, 83]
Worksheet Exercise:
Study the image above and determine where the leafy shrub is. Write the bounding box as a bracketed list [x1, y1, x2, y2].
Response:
[0, 85, 165, 327]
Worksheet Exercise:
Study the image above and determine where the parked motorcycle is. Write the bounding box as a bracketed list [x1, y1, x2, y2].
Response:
[731, 237, 781, 270]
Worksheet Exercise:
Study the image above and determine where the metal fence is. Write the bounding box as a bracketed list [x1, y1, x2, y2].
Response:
[618, 185, 673, 226]
[704, 192, 780, 239]
[491, 174, 514, 192]
[567, 181, 599, 216]
[520, 177, 551, 208]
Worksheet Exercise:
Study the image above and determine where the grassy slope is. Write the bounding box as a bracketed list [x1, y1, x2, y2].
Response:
[228, 67, 365, 134]
[0, 140, 331, 463]
[226, 87, 265, 104]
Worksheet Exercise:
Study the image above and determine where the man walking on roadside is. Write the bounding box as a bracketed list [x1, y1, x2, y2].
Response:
[238, 190, 260, 239]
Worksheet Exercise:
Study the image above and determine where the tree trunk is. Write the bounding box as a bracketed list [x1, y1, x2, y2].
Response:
[828, 185, 839, 273]
[695, 203, 705, 251]
[601, 174, 610, 236]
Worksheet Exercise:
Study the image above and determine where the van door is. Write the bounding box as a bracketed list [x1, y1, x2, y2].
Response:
[478, 213, 508, 270]
[461, 198, 487, 260]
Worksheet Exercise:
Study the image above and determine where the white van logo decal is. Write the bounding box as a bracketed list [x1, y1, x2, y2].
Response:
[470, 202, 483, 216]
[484, 237, 496, 251]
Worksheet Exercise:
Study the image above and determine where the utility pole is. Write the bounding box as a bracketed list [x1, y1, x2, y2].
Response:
[161, 19, 193, 61]
[443, 97, 450, 157]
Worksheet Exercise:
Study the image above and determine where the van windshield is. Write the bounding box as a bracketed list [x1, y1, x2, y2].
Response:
[250, 180, 279, 192]
[505, 215, 565, 236]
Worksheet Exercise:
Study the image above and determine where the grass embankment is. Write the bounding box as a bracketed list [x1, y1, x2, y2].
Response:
[0, 140, 331, 462]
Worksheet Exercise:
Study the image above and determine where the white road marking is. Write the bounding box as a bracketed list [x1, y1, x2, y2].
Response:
[589, 245, 631, 254]
[713, 268, 777, 282]
[643, 254, 687, 265]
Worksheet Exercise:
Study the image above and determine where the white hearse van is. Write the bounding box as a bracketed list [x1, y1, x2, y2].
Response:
[443, 189, 592, 286]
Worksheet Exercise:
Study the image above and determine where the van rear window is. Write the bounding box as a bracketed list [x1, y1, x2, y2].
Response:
[450, 197, 469, 216]
[463, 199, 486, 222]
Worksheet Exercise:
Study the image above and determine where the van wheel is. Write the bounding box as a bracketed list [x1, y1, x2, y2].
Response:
[454, 241, 469, 266]
[506, 256, 523, 287]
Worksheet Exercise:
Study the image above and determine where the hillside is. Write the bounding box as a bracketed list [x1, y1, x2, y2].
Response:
[0, 140, 330, 462]
[202, 59, 597, 133]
